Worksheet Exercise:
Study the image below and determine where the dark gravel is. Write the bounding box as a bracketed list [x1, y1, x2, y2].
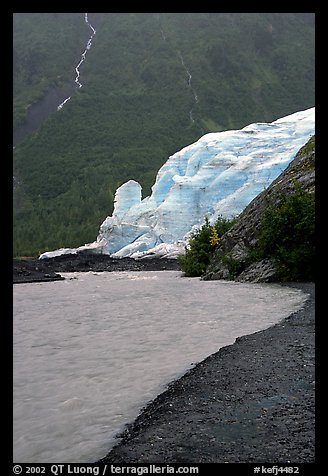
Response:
[97, 282, 315, 464]
[13, 253, 181, 283]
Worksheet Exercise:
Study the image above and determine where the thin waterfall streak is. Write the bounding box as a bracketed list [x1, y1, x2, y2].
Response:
[85, 13, 96, 34]
[74, 13, 96, 88]
[178, 51, 198, 104]
[156, 19, 200, 128]
[177, 51, 199, 125]
[57, 13, 96, 110]
[57, 96, 71, 110]
[160, 28, 166, 41]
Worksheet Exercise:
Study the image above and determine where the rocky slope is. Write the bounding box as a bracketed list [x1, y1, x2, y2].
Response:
[203, 135, 315, 282]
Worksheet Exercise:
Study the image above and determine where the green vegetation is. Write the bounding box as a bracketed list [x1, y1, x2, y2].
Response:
[13, 13, 315, 256]
[218, 253, 246, 280]
[13, 13, 90, 129]
[255, 187, 315, 281]
[202, 187, 315, 282]
[298, 134, 315, 159]
[179, 216, 236, 276]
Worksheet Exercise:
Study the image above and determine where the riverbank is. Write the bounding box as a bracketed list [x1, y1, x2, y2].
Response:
[97, 282, 315, 464]
[13, 257, 316, 463]
[13, 253, 180, 283]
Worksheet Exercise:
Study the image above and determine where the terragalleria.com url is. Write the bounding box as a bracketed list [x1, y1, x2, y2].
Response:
[109, 466, 199, 475]
[12, 464, 199, 475]
[39, 464, 200, 475]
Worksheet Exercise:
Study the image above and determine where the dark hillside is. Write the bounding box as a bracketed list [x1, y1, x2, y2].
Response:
[13, 13, 90, 131]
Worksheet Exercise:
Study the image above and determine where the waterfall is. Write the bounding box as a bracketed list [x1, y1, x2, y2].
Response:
[178, 51, 199, 124]
[57, 13, 96, 110]
[155, 15, 200, 128]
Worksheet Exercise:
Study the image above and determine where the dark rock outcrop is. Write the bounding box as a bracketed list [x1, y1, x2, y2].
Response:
[203, 136, 315, 282]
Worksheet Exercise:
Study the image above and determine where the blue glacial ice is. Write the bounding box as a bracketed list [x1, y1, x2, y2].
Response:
[40, 107, 315, 260]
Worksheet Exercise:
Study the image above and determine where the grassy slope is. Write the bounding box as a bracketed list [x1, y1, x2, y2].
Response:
[13, 13, 315, 256]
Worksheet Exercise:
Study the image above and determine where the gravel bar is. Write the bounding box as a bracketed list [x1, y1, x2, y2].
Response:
[97, 283, 315, 464]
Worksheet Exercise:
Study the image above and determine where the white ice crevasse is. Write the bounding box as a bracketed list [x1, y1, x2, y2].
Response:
[40, 107, 315, 260]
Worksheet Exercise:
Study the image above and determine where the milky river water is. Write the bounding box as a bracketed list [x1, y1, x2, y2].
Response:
[13, 271, 308, 463]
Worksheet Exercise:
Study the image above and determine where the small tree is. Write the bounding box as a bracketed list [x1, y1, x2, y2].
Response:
[179, 215, 235, 277]
[209, 226, 220, 246]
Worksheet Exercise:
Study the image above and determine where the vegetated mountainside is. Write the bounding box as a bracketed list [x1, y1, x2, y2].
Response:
[203, 136, 315, 282]
[13, 13, 315, 257]
[13, 13, 90, 131]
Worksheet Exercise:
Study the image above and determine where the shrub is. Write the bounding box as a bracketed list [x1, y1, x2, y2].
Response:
[256, 187, 315, 280]
[179, 215, 235, 276]
[220, 253, 245, 279]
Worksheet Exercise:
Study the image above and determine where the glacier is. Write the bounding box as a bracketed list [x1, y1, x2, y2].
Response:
[40, 107, 315, 260]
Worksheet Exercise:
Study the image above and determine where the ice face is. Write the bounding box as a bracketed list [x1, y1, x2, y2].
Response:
[39, 107, 315, 260]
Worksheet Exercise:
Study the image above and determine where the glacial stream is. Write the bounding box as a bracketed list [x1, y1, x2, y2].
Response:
[13, 271, 308, 463]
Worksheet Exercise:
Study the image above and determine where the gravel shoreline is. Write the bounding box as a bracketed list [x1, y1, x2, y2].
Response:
[97, 282, 315, 464]
[13, 254, 180, 283]
[13, 258, 315, 464]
